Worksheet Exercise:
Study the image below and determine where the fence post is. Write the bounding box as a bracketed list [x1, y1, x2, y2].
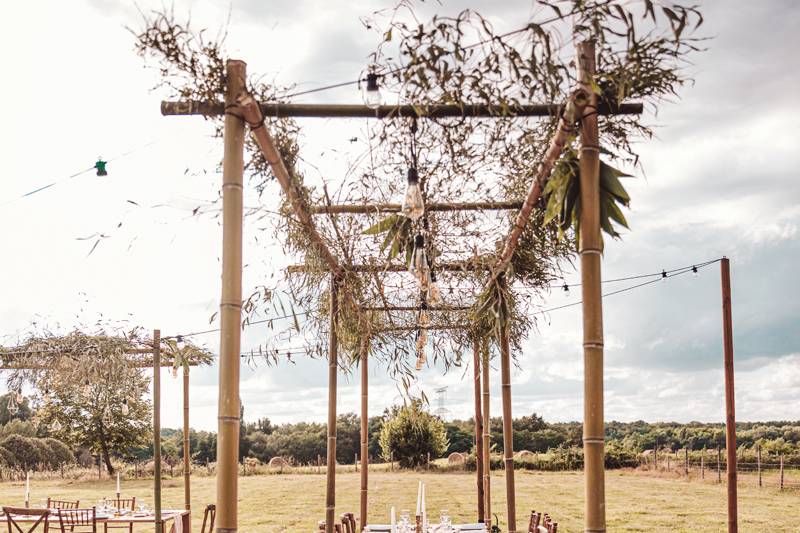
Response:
[318, 454, 321, 474]
[685, 448, 689, 478]
[667, 456, 671, 472]
[654, 447, 658, 471]
[757, 445, 762, 488]
[391, 451, 394, 472]
[779, 455, 784, 490]
[427, 452, 431, 470]
[701, 454, 705, 480]
[355, 453, 358, 473]
[717, 447, 722, 483]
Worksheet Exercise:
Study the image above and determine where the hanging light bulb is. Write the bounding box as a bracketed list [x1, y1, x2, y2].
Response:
[427, 272, 442, 305]
[83, 379, 92, 396]
[401, 167, 425, 221]
[7, 395, 19, 416]
[409, 234, 429, 282]
[691, 265, 699, 278]
[418, 303, 431, 328]
[171, 365, 179, 379]
[661, 270, 668, 282]
[94, 158, 108, 177]
[14, 390, 23, 404]
[362, 72, 382, 110]
[121, 398, 130, 416]
[51, 419, 62, 432]
[43, 388, 51, 403]
[562, 283, 570, 296]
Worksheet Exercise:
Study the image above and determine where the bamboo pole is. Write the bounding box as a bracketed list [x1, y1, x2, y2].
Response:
[162, 101, 642, 119]
[309, 200, 523, 215]
[360, 338, 369, 532]
[721, 257, 737, 533]
[481, 339, 492, 526]
[217, 59, 247, 533]
[362, 305, 472, 312]
[183, 365, 191, 527]
[576, 40, 606, 533]
[326, 276, 340, 533]
[498, 297, 516, 533]
[377, 324, 471, 332]
[472, 338, 485, 522]
[153, 329, 162, 533]
[237, 95, 341, 276]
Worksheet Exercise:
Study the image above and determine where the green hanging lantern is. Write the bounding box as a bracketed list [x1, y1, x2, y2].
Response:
[95, 158, 108, 176]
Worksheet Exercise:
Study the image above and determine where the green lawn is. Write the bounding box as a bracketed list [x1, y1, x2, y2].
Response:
[1, 469, 796, 532]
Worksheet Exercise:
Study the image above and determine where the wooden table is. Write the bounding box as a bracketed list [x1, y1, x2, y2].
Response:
[4, 510, 190, 532]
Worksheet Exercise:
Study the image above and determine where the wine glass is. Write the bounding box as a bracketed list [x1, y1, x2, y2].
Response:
[439, 510, 450, 532]
[400, 509, 411, 533]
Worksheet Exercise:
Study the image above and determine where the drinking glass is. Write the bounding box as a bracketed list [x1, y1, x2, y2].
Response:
[400, 509, 411, 532]
[439, 510, 450, 531]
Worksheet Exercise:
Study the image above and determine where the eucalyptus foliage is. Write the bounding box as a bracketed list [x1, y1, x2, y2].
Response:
[131, 1, 704, 384]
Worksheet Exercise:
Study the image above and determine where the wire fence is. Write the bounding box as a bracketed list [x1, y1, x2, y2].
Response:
[638, 452, 800, 491]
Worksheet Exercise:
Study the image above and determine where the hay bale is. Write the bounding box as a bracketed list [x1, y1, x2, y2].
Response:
[447, 452, 465, 465]
[268, 456, 287, 467]
[514, 450, 534, 459]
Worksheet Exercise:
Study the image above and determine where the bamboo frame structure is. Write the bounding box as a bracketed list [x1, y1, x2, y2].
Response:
[481, 340, 491, 526]
[161, 101, 642, 119]
[183, 365, 191, 524]
[498, 302, 516, 533]
[152, 329, 162, 533]
[217, 58, 247, 533]
[576, 41, 606, 533]
[720, 257, 737, 533]
[472, 339, 485, 522]
[359, 338, 370, 531]
[326, 276, 341, 533]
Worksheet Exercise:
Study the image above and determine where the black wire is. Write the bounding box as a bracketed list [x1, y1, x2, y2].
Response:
[281, 11, 576, 100]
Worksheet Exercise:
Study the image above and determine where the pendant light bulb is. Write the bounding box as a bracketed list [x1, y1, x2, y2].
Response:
[562, 283, 570, 297]
[83, 379, 92, 396]
[14, 390, 23, 404]
[51, 419, 62, 432]
[409, 234, 429, 280]
[661, 270, 668, 282]
[121, 398, 130, 416]
[427, 273, 442, 305]
[102, 405, 113, 426]
[401, 167, 425, 221]
[363, 73, 382, 110]
[171, 366, 178, 379]
[419, 303, 431, 328]
[691, 265, 699, 278]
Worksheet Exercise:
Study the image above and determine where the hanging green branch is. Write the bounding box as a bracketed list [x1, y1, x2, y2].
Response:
[363, 214, 414, 264]
[542, 150, 633, 246]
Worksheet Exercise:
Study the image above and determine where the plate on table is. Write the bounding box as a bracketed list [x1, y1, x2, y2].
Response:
[95, 514, 113, 520]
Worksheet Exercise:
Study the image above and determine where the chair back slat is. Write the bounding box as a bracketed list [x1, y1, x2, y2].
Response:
[104, 497, 135, 511]
[340, 512, 356, 533]
[57, 507, 96, 533]
[200, 504, 216, 533]
[46, 500, 79, 511]
[3, 507, 50, 533]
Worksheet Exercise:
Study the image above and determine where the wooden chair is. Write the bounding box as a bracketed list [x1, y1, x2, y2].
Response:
[2, 506, 50, 533]
[56, 508, 96, 533]
[200, 504, 216, 533]
[340, 513, 356, 533]
[46, 501, 79, 511]
[102, 498, 135, 533]
[527, 510, 557, 533]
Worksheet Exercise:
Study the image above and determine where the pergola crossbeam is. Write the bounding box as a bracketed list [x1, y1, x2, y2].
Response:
[161, 101, 643, 119]
[287, 261, 487, 274]
[309, 200, 523, 215]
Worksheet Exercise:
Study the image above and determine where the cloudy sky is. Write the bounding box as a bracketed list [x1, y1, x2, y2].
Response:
[1, 1, 798, 431]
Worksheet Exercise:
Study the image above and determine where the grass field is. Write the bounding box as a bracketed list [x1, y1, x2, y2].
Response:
[1, 469, 796, 532]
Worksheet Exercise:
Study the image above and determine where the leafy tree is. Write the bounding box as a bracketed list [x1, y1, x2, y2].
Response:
[1, 435, 43, 471]
[0, 419, 37, 438]
[444, 422, 473, 454]
[41, 438, 75, 470]
[379, 400, 448, 468]
[35, 366, 152, 475]
[336, 413, 360, 464]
